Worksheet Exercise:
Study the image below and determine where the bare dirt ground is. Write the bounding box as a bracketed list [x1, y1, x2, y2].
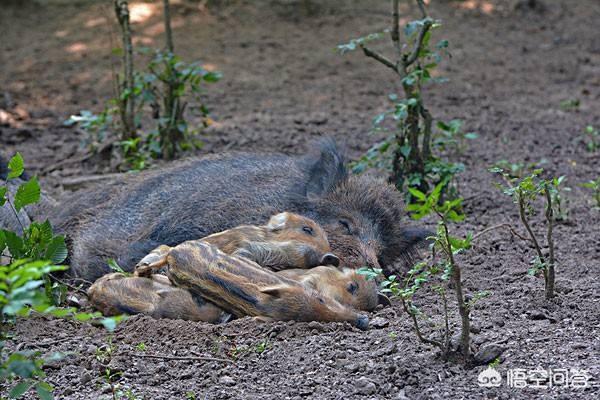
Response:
[1, 0, 599, 399]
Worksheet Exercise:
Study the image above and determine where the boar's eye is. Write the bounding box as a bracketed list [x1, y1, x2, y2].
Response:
[339, 219, 352, 235]
[346, 281, 358, 295]
[302, 226, 314, 236]
[317, 297, 325, 304]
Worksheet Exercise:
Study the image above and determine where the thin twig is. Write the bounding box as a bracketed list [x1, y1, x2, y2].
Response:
[391, 0, 401, 56]
[122, 351, 232, 363]
[360, 45, 399, 74]
[400, 297, 444, 350]
[544, 184, 555, 299]
[439, 214, 470, 362]
[163, 0, 174, 53]
[420, 105, 433, 160]
[49, 273, 89, 298]
[517, 194, 545, 263]
[416, 0, 428, 18]
[472, 223, 530, 242]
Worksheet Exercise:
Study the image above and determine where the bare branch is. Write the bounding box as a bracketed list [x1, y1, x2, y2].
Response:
[416, 0, 428, 18]
[472, 223, 530, 242]
[360, 45, 399, 74]
[163, 0, 174, 53]
[400, 297, 444, 350]
[420, 105, 433, 160]
[122, 351, 232, 363]
[391, 0, 401, 56]
[544, 185, 555, 299]
[517, 194, 545, 263]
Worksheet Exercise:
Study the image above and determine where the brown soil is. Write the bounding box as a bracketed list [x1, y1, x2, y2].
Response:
[1, 0, 599, 399]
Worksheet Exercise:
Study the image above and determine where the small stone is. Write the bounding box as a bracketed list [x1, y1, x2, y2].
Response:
[374, 342, 396, 357]
[80, 371, 93, 385]
[307, 321, 325, 331]
[395, 389, 411, 400]
[219, 376, 235, 386]
[474, 343, 506, 365]
[470, 325, 481, 334]
[370, 317, 389, 329]
[344, 363, 360, 373]
[355, 377, 377, 395]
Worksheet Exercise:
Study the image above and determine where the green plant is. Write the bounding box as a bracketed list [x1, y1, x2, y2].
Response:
[559, 98, 580, 111]
[339, 0, 457, 197]
[491, 168, 559, 299]
[434, 119, 478, 155]
[254, 339, 269, 354]
[404, 181, 475, 363]
[185, 391, 197, 400]
[95, 337, 116, 365]
[1, 154, 124, 399]
[490, 159, 544, 179]
[134, 342, 146, 352]
[581, 178, 600, 209]
[66, 1, 221, 171]
[140, 49, 221, 160]
[547, 176, 570, 222]
[582, 125, 599, 152]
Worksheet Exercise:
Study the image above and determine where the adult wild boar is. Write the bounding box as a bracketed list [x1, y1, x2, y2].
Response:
[21, 140, 429, 281]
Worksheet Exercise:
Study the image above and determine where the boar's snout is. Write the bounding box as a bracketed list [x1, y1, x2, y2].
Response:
[320, 253, 340, 267]
[355, 315, 369, 331]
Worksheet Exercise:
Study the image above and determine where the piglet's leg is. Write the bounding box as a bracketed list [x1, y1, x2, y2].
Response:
[134, 245, 172, 277]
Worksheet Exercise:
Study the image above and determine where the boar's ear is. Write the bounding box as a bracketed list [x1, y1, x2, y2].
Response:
[259, 285, 290, 298]
[399, 227, 435, 247]
[304, 138, 348, 198]
[266, 212, 290, 231]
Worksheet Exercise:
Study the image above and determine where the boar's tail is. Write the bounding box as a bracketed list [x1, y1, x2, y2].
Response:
[302, 137, 348, 198]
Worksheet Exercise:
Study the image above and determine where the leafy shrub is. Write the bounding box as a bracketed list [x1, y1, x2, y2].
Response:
[491, 167, 562, 299]
[359, 180, 481, 364]
[582, 125, 599, 152]
[340, 0, 469, 201]
[581, 178, 600, 209]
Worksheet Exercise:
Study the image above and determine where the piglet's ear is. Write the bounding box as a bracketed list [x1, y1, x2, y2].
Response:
[266, 212, 289, 231]
[259, 285, 288, 298]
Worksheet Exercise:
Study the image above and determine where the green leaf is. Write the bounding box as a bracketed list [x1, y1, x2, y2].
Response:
[44, 236, 68, 264]
[8, 153, 25, 179]
[10, 381, 33, 398]
[203, 71, 222, 82]
[407, 187, 426, 201]
[3, 230, 24, 258]
[35, 381, 54, 400]
[0, 186, 7, 206]
[0, 230, 6, 253]
[107, 259, 126, 273]
[14, 177, 41, 211]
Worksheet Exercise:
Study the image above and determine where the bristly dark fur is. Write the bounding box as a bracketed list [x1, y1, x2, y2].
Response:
[47, 139, 430, 281]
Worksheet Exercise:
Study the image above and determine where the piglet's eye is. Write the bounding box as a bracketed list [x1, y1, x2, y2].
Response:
[339, 220, 352, 234]
[347, 282, 358, 295]
[302, 226, 314, 236]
